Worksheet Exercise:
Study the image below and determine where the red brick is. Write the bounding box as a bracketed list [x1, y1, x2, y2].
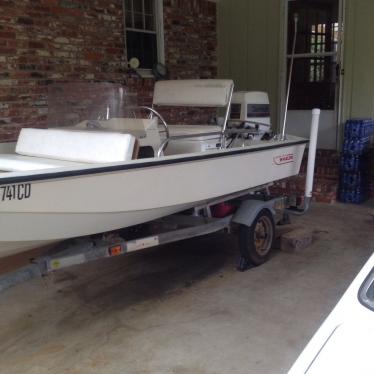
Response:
[0, 0, 217, 144]
[0, 31, 16, 39]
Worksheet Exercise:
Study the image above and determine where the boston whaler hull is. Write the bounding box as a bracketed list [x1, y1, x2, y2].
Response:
[0, 137, 306, 258]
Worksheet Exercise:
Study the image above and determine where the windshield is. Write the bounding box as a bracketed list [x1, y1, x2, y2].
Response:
[47, 82, 137, 128]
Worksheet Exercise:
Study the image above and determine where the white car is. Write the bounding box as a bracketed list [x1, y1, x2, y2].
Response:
[288, 253, 374, 374]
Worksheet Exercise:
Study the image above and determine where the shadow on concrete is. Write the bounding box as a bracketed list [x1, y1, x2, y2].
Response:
[52, 233, 237, 317]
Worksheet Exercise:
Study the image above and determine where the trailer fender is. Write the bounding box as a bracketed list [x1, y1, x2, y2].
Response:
[232, 200, 276, 228]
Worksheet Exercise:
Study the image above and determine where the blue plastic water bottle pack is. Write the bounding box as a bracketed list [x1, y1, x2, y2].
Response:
[339, 119, 374, 204]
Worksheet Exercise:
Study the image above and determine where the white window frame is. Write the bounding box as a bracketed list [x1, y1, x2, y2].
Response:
[124, 0, 165, 76]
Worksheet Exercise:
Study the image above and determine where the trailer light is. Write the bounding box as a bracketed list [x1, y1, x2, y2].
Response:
[109, 245, 122, 256]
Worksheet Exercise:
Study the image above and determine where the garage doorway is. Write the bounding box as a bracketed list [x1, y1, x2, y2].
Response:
[281, 0, 344, 149]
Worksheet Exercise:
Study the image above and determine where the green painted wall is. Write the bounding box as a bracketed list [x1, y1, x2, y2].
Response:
[342, 0, 374, 122]
[218, 0, 374, 136]
[217, 0, 282, 127]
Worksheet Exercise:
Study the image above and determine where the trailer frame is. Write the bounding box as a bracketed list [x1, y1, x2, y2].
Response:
[0, 186, 288, 293]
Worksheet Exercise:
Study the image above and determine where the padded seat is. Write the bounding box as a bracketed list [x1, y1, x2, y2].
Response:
[16, 128, 136, 163]
[0, 155, 85, 172]
[0, 128, 137, 172]
[153, 79, 234, 107]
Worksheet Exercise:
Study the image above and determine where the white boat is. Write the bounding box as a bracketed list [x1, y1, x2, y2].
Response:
[0, 79, 316, 259]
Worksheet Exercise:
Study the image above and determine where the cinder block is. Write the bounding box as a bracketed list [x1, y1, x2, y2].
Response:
[281, 228, 313, 253]
[273, 225, 302, 249]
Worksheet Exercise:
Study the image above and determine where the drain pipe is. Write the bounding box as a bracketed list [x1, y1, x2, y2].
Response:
[287, 108, 320, 215]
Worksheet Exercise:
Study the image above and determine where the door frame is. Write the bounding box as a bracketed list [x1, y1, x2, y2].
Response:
[278, 0, 346, 150]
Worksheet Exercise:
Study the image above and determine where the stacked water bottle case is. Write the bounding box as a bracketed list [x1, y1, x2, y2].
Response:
[339, 119, 374, 203]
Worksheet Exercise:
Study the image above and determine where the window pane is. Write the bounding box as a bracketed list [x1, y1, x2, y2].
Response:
[124, 0, 132, 11]
[144, 0, 154, 15]
[288, 57, 336, 110]
[133, 12, 144, 29]
[126, 30, 157, 69]
[310, 65, 315, 81]
[133, 0, 143, 13]
[145, 15, 155, 31]
[125, 11, 133, 28]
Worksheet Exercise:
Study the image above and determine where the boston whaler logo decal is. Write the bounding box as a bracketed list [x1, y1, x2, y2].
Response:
[0, 183, 32, 202]
[273, 153, 294, 165]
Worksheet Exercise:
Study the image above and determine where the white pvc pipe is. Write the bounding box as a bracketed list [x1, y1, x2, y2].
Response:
[305, 109, 321, 199]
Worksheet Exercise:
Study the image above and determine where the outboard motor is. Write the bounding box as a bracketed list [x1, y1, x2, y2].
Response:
[229, 91, 272, 143]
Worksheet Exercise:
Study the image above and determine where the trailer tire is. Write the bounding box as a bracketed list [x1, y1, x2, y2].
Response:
[238, 209, 275, 269]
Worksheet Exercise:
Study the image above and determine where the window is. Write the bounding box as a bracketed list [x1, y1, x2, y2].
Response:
[309, 22, 339, 83]
[124, 0, 164, 70]
[287, 0, 340, 110]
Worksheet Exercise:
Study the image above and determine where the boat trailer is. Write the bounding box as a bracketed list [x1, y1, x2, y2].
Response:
[0, 187, 290, 293]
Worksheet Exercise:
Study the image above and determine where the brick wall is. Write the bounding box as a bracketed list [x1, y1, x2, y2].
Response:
[271, 147, 374, 204]
[270, 150, 340, 204]
[0, 0, 217, 142]
[272, 147, 374, 204]
[163, 0, 217, 80]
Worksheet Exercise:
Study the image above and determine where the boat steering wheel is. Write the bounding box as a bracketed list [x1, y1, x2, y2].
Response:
[138, 106, 170, 156]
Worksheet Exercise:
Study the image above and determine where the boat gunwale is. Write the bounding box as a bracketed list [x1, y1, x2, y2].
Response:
[0, 139, 308, 185]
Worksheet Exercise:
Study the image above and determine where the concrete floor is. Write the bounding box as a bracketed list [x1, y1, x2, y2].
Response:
[0, 203, 373, 374]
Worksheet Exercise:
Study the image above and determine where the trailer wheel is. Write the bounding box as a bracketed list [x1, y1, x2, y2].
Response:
[238, 209, 275, 270]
